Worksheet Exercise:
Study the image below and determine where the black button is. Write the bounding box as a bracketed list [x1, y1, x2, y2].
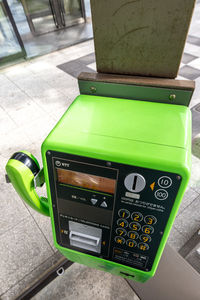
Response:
[131, 212, 143, 222]
[128, 231, 139, 240]
[142, 225, 154, 235]
[118, 209, 130, 219]
[138, 242, 149, 251]
[116, 228, 127, 237]
[129, 222, 141, 231]
[117, 219, 128, 228]
[126, 239, 137, 248]
[140, 234, 151, 243]
[144, 215, 157, 225]
[115, 236, 125, 245]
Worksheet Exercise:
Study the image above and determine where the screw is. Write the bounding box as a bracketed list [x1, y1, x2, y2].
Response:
[160, 231, 163, 235]
[106, 162, 111, 166]
[47, 151, 51, 155]
[176, 175, 181, 180]
[90, 86, 97, 93]
[169, 94, 176, 101]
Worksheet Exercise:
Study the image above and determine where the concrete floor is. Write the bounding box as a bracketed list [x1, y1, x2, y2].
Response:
[0, 2, 200, 299]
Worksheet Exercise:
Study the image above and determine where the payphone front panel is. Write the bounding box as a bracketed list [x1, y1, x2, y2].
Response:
[46, 150, 181, 273]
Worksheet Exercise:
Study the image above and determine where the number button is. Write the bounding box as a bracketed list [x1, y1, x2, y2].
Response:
[155, 189, 168, 200]
[117, 219, 128, 228]
[131, 212, 143, 222]
[158, 176, 172, 189]
[128, 231, 139, 240]
[115, 236, 125, 245]
[138, 242, 149, 251]
[142, 225, 154, 235]
[116, 228, 127, 237]
[126, 239, 137, 248]
[140, 234, 151, 243]
[118, 209, 130, 219]
[129, 222, 141, 231]
[144, 215, 157, 225]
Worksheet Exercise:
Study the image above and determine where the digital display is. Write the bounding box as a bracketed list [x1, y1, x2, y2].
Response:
[57, 168, 116, 194]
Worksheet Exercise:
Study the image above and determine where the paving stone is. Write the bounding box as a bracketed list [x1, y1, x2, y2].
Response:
[0, 172, 30, 237]
[28, 205, 56, 252]
[32, 263, 139, 300]
[1, 252, 63, 300]
[188, 155, 200, 193]
[0, 218, 54, 295]
[173, 195, 200, 239]
[177, 187, 199, 215]
[167, 226, 188, 252]
[0, 127, 32, 157]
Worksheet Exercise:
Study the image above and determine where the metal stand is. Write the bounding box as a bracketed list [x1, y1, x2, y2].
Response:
[126, 244, 200, 300]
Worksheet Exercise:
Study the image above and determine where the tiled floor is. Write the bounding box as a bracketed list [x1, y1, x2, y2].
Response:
[0, 2, 200, 300]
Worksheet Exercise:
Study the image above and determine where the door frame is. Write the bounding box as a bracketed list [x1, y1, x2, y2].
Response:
[0, 0, 26, 64]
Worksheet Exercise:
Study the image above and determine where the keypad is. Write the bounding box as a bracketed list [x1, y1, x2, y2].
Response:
[115, 209, 157, 251]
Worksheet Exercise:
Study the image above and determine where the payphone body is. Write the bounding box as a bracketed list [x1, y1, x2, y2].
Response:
[39, 93, 191, 282]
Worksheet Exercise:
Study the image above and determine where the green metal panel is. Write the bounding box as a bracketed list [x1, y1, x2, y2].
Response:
[41, 94, 191, 282]
[79, 80, 193, 106]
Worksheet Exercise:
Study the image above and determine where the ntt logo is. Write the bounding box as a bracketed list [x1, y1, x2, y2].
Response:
[55, 160, 70, 168]
[55, 160, 61, 167]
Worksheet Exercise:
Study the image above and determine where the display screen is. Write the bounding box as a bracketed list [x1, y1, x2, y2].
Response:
[57, 168, 116, 194]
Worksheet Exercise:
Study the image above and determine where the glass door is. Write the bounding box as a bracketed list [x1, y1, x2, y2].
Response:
[0, 0, 26, 64]
[20, 0, 85, 35]
[61, 0, 85, 27]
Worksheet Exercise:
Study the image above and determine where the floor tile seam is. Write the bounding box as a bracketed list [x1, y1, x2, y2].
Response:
[172, 225, 189, 239]
[3, 73, 38, 98]
[0, 215, 30, 239]
[0, 79, 43, 125]
[177, 193, 200, 217]
[0, 251, 60, 298]
[3, 61, 36, 79]
[190, 186, 200, 195]
[4, 106, 41, 131]
[0, 103, 20, 126]
[4, 71, 61, 104]
[34, 73, 77, 99]
[22, 202, 56, 253]
[30, 96, 61, 118]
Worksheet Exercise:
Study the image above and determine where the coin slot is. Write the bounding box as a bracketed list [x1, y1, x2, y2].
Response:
[120, 272, 135, 278]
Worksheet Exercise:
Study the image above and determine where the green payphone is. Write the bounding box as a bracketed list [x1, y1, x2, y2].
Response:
[6, 73, 193, 282]
[5, 0, 196, 284]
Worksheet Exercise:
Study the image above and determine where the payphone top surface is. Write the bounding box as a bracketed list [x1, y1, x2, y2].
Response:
[42, 94, 191, 282]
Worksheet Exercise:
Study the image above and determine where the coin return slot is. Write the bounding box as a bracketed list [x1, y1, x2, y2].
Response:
[69, 221, 102, 253]
[70, 231, 100, 246]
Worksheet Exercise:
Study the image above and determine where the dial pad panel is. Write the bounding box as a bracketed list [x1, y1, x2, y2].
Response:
[115, 210, 157, 251]
[48, 150, 182, 274]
